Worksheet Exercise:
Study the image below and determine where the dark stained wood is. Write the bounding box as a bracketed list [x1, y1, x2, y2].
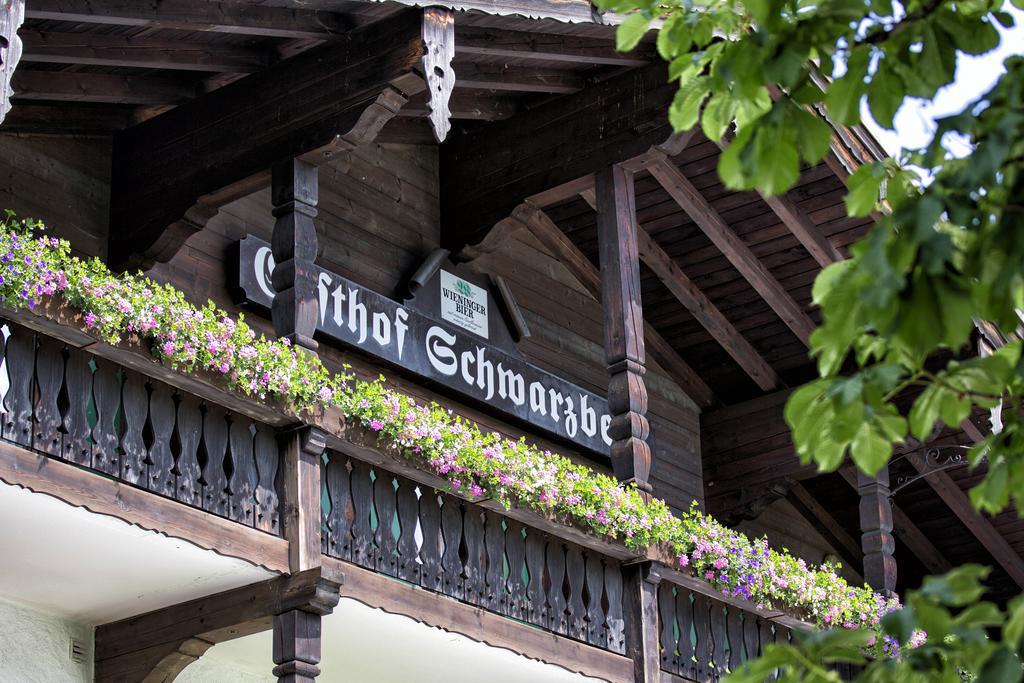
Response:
[507, 520, 528, 620]
[395, 476, 419, 581]
[96, 567, 341, 683]
[454, 62, 583, 94]
[108, 11, 425, 270]
[0, 438, 289, 573]
[622, 562, 661, 683]
[201, 402, 231, 517]
[174, 392, 204, 508]
[547, 540, 568, 633]
[440, 495, 464, 599]
[463, 503, 487, 604]
[2, 325, 34, 448]
[787, 482, 864, 582]
[272, 609, 323, 683]
[511, 202, 714, 407]
[637, 226, 779, 391]
[0, 0, 24, 125]
[422, 7, 455, 142]
[647, 154, 818, 345]
[585, 552, 606, 647]
[565, 544, 587, 641]
[229, 417, 258, 526]
[349, 458, 375, 568]
[147, 380, 178, 498]
[525, 529, 547, 624]
[905, 450, 1024, 589]
[441, 61, 676, 252]
[11, 70, 196, 105]
[761, 192, 844, 267]
[280, 427, 326, 573]
[454, 27, 648, 66]
[119, 370, 148, 486]
[32, 335, 63, 456]
[62, 346, 93, 467]
[91, 356, 122, 477]
[271, 157, 320, 352]
[254, 422, 281, 534]
[658, 584, 678, 672]
[418, 488, 444, 592]
[484, 510, 506, 612]
[20, 30, 269, 72]
[857, 467, 897, 595]
[596, 165, 652, 492]
[25, 0, 351, 39]
[374, 467, 399, 574]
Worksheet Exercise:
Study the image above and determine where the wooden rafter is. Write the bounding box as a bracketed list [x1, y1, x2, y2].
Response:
[838, 466, 951, 575]
[11, 70, 196, 105]
[108, 12, 425, 270]
[646, 154, 817, 346]
[904, 451, 1024, 589]
[455, 27, 649, 66]
[786, 482, 864, 583]
[454, 62, 583, 94]
[19, 30, 270, 72]
[25, 0, 353, 39]
[760, 192, 844, 267]
[510, 202, 716, 408]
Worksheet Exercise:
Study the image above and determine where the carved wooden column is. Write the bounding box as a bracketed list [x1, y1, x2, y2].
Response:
[596, 165, 653, 492]
[0, 0, 25, 125]
[273, 609, 323, 683]
[622, 561, 662, 683]
[280, 427, 327, 573]
[271, 157, 320, 353]
[857, 466, 897, 595]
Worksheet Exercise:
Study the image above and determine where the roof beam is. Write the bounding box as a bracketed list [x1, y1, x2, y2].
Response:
[636, 227, 780, 391]
[11, 70, 196, 105]
[454, 27, 649, 66]
[837, 466, 951, 575]
[786, 482, 864, 583]
[510, 202, 715, 408]
[25, 0, 351, 39]
[647, 154, 818, 346]
[760, 192, 845, 267]
[454, 63, 583, 94]
[441, 61, 676, 252]
[108, 11, 424, 270]
[904, 451, 1024, 588]
[19, 30, 270, 72]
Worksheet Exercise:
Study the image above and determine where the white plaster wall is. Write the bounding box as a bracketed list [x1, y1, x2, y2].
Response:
[178, 656, 271, 683]
[0, 598, 93, 683]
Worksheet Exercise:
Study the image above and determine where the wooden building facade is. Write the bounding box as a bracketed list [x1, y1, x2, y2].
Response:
[0, 0, 1020, 681]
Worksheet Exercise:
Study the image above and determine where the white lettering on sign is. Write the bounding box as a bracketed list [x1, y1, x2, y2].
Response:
[440, 270, 489, 339]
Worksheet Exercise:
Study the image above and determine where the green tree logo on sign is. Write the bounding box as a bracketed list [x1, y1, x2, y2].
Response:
[456, 280, 472, 297]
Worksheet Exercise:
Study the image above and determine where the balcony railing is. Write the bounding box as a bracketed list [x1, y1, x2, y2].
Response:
[0, 307, 845, 682]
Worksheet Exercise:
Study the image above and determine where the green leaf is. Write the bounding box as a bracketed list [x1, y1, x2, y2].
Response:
[792, 109, 833, 164]
[844, 164, 885, 217]
[919, 565, 990, 606]
[882, 605, 917, 644]
[669, 78, 710, 132]
[979, 647, 1023, 683]
[850, 421, 895, 476]
[702, 92, 738, 142]
[825, 47, 869, 125]
[1004, 594, 1024, 649]
[867, 63, 904, 129]
[616, 13, 650, 53]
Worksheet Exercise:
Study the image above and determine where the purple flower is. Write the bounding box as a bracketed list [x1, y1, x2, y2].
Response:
[84, 312, 98, 328]
[369, 419, 384, 432]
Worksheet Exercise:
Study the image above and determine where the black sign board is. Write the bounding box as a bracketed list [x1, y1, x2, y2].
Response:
[234, 236, 613, 457]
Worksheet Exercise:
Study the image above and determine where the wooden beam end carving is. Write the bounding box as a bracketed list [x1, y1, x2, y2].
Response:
[0, 0, 26, 125]
[422, 7, 455, 143]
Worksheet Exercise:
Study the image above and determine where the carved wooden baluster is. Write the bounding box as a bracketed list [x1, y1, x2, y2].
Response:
[229, 417, 258, 526]
[742, 613, 760, 662]
[584, 552, 607, 648]
[253, 421, 280, 534]
[61, 347, 93, 467]
[710, 602, 729, 678]
[323, 453, 352, 559]
[483, 512, 506, 612]
[349, 459, 375, 569]
[758, 619, 774, 672]
[596, 164, 652, 492]
[659, 584, 679, 673]
[90, 358, 121, 476]
[147, 380, 177, 497]
[3, 327, 34, 447]
[565, 544, 587, 640]
[506, 520, 528, 620]
[32, 336, 63, 456]
[418, 488, 443, 592]
[439, 496, 464, 600]
[604, 560, 626, 655]
[676, 589, 697, 679]
[726, 607, 745, 672]
[395, 476, 420, 582]
[119, 371, 148, 485]
[546, 541, 568, 634]
[461, 504, 486, 605]
[692, 593, 713, 681]
[174, 392, 203, 507]
[201, 403, 230, 516]
[374, 471, 399, 576]
[524, 530, 547, 627]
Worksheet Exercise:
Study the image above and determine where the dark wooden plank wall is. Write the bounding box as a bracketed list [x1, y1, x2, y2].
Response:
[0, 134, 110, 258]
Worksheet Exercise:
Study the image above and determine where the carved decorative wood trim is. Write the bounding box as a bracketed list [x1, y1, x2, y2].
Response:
[0, 0, 25, 125]
[421, 7, 455, 142]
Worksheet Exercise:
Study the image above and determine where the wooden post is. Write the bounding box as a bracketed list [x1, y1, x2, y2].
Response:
[622, 561, 661, 683]
[271, 157, 320, 353]
[280, 427, 326, 573]
[596, 165, 653, 492]
[273, 609, 323, 683]
[857, 467, 897, 595]
[0, 0, 25, 125]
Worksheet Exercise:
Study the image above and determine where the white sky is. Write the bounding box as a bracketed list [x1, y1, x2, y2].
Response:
[862, 5, 1024, 157]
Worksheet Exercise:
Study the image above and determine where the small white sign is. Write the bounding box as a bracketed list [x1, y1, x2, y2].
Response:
[440, 270, 489, 339]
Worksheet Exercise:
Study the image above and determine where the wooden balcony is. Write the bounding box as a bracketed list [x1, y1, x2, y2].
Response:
[0, 307, 847, 682]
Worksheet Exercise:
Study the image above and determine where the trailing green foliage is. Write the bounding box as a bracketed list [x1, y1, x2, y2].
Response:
[0, 215, 904, 638]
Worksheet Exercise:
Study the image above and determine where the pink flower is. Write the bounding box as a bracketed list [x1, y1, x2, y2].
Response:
[369, 419, 384, 431]
[84, 312, 97, 328]
[678, 554, 689, 567]
[161, 341, 175, 356]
